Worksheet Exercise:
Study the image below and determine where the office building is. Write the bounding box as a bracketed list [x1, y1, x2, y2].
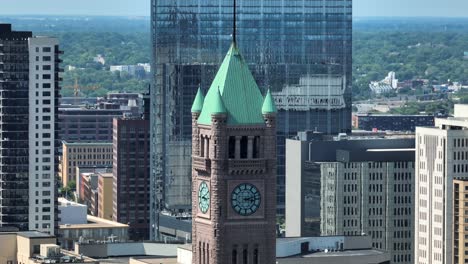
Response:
[150, 0, 353, 237]
[0, 24, 60, 234]
[286, 132, 415, 264]
[58, 107, 124, 142]
[353, 113, 436, 132]
[112, 115, 150, 241]
[414, 104, 468, 264]
[59, 141, 113, 186]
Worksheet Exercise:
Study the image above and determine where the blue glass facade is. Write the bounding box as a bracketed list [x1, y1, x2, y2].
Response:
[150, 0, 352, 239]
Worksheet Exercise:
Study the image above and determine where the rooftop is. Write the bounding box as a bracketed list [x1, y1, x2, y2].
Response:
[302, 249, 387, 258]
[17, 231, 55, 239]
[63, 141, 112, 146]
[59, 197, 87, 208]
[59, 215, 128, 230]
[197, 43, 269, 125]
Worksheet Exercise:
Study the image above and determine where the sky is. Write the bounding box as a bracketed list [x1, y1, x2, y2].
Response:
[0, 0, 467, 17]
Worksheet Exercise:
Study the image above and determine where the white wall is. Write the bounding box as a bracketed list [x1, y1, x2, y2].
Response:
[277, 237, 345, 258]
[59, 202, 87, 225]
[285, 139, 305, 237]
[28, 36, 59, 234]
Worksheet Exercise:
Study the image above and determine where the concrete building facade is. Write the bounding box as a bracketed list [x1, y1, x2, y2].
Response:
[59, 141, 113, 186]
[414, 104, 468, 264]
[58, 108, 123, 142]
[453, 179, 468, 264]
[286, 133, 415, 264]
[97, 173, 113, 220]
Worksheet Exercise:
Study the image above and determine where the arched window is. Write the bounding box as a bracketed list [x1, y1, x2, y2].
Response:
[243, 248, 248, 264]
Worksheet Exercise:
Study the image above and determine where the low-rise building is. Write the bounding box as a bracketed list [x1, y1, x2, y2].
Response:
[0, 231, 97, 264]
[59, 215, 129, 250]
[119, 236, 390, 264]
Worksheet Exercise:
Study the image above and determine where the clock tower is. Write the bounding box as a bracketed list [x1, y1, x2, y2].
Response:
[190, 41, 277, 264]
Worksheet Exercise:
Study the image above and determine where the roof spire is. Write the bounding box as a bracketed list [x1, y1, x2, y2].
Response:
[233, 0, 237, 44]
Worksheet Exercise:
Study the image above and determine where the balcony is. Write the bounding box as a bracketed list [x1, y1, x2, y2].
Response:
[193, 156, 211, 173]
[228, 159, 266, 175]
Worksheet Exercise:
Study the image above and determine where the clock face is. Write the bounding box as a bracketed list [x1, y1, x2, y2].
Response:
[198, 181, 210, 214]
[231, 183, 261, 216]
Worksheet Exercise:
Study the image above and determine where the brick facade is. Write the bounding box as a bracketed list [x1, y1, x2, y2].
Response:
[192, 112, 277, 264]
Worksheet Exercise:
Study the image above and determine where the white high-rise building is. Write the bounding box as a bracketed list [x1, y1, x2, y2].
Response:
[28, 37, 60, 234]
[415, 104, 468, 264]
[0, 24, 60, 234]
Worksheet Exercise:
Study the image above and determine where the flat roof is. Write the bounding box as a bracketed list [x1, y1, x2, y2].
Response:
[59, 215, 128, 230]
[302, 249, 387, 258]
[63, 141, 112, 146]
[17, 231, 55, 239]
[355, 114, 434, 117]
[58, 197, 87, 207]
[130, 257, 178, 264]
[366, 148, 415, 152]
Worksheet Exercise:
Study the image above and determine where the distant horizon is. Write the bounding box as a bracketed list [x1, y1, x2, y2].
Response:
[1, 14, 468, 19]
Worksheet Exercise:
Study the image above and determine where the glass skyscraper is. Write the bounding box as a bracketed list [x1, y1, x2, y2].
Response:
[150, 0, 352, 239]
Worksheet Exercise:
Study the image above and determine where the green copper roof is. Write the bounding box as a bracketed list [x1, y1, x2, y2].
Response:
[262, 89, 277, 114]
[191, 87, 205, 113]
[198, 44, 264, 125]
[211, 87, 227, 114]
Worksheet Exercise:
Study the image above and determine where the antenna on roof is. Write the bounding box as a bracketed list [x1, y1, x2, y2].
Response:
[233, 0, 237, 44]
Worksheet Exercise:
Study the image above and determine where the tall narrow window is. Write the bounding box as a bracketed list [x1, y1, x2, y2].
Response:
[228, 137, 236, 158]
[199, 242, 202, 264]
[207, 244, 210, 264]
[203, 243, 206, 264]
[243, 249, 248, 264]
[253, 248, 259, 264]
[253, 137, 259, 158]
[240, 136, 248, 159]
[200, 136, 205, 157]
[232, 249, 237, 264]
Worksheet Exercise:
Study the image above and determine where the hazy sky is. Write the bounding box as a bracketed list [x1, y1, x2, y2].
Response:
[0, 0, 467, 17]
